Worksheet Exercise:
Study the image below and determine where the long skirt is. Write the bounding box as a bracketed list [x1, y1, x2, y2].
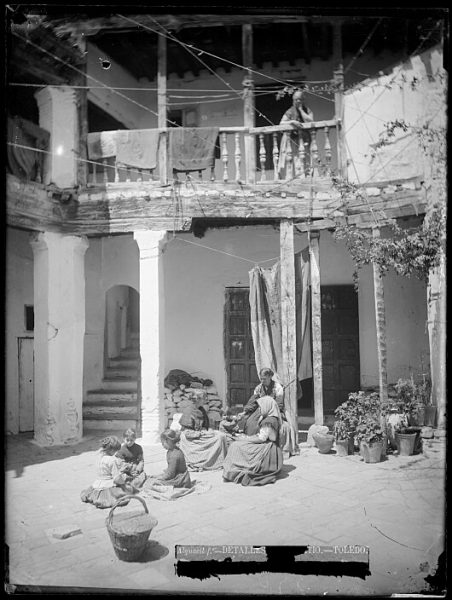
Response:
[80, 485, 129, 509]
[223, 439, 283, 486]
[178, 430, 228, 471]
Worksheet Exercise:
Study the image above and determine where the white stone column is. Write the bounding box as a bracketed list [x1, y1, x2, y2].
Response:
[134, 230, 168, 443]
[30, 232, 89, 446]
[35, 86, 78, 188]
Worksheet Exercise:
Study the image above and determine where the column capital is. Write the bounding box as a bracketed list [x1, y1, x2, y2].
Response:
[35, 85, 77, 108]
[30, 231, 89, 255]
[134, 230, 168, 253]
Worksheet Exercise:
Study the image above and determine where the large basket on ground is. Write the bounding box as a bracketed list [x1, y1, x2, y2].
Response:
[106, 495, 158, 562]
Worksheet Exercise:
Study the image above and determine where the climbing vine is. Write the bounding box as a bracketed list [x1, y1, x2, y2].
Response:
[330, 119, 446, 288]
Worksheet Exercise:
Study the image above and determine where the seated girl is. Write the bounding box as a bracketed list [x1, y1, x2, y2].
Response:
[145, 429, 192, 489]
[177, 396, 229, 471]
[222, 418, 284, 486]
[115, 428, 147, 490]
[80, 436, 132, 509]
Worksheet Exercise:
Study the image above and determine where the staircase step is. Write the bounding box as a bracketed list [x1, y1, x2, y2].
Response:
[119, 349, 140, 359]
[84, 418, 138, 432]
[108, 357, 139, 368]
[101, 378, 138, 391]
[85, 391, 137, 404]
[83, 405, 139, 418]
[105, 367, 138, 378]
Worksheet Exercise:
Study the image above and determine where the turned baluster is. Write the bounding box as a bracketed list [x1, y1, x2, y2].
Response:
[286, 135, 293, 180]
[221, 132, 229, 182]
[258, 133, 266, 181]
[114, 162, 119, 183]
[234, 132, 241, 182]
[298, 131, 306, 178]
[210, 165, 216, 182]
[92, 161, 97, 184]
[324, 126, 332, 176]
[102, 158, 109, 184]
[137, 168, 143, 183]
[310, 129, 319, 177]
[198, 170, 203, 180]
[126, 165, 131, 182]
[272, 132, 279, 180]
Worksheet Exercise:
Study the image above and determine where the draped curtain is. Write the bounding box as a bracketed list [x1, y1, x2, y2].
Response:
[249, 249, 311, 385]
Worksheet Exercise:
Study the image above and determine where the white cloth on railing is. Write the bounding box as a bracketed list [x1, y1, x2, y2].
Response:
[87, 131, 118, 159]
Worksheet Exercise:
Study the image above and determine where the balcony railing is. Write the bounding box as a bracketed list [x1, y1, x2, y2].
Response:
[87, 119, 339, 186]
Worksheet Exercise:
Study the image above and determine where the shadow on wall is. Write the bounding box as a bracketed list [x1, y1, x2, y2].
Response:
[5, 430, 109, 478]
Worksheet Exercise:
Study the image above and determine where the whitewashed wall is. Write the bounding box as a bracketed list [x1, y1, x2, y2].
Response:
[344, 45, 445, 183]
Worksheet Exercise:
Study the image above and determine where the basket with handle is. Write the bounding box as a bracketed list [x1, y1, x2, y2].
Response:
[106, 495, 158, 562]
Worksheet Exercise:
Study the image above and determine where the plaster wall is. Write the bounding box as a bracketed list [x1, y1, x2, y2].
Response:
[5, 228, 34, 434]
[344, 45, 445, 183]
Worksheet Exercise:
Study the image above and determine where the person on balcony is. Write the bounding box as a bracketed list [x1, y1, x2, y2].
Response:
[278, 88, 313, 179]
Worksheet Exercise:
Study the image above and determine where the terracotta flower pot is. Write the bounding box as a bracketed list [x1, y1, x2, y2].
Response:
[335, 437, 354, 456]
[424, 405, 437, 427]
[360, 441, 383, 463]
[313, 432, 334, 454]
[395, 432, 417, 456]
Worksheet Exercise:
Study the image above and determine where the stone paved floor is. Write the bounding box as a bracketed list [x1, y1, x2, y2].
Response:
[5, 431, 446, 596]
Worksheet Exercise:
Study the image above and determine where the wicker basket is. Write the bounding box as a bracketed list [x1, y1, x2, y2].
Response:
[106, 495, 158, 562]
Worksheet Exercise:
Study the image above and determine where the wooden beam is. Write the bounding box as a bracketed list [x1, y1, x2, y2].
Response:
[75, 36, 88, 188]
[309, 230, 324, 425]
[242, 24, 256, 184]
[280, 219, 299, 452]
[158, 33, 168, 185]
[372, 227, 388, 406]
[332, 20, 343, 71]
[301, 22, 311, 64]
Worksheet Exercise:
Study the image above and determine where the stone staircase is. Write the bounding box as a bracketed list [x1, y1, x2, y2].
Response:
[83, 334, 140, 433]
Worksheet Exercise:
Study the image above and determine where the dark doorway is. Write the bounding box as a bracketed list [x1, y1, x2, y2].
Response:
[224, 288, 260, 411]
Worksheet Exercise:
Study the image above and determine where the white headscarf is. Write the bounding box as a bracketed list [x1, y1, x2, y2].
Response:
[256, 395, 282, 426]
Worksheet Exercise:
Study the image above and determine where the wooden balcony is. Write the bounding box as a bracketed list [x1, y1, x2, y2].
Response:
[87, 119, 339, 187]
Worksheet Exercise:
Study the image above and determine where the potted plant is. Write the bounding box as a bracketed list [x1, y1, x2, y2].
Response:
[355, 416, 385, 463]
[394, 424, 422, 456]
[393, 374, 432, 426]
[333, 400, 358, 456]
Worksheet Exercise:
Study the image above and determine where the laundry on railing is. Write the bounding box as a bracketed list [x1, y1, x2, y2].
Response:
[87, 130, 119, 159]
[169, 127, 219, 172]
[116, 129, 160, 170]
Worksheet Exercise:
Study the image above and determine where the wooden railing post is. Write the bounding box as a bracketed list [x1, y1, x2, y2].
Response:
[221, 132, 229, 182]
[259, 133, 266, 181]
[272, 132, 279, 180]
[298, 132, 306, 178]
[310, 129, 319, 177]
[242, 24, 256, 184]
[234, 132, 241, 183]
[324, 126, 332, 176]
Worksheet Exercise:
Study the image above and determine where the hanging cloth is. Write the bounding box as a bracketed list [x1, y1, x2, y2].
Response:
[295, 248, 312, 382]
[116, 129, 160, 170]
[169, 127, 219, 172]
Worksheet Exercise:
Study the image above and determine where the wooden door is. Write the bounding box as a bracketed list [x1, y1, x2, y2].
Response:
[321, 285, 360, 414]
[224, 288, 260, 411]
[18, 337, 34, 432]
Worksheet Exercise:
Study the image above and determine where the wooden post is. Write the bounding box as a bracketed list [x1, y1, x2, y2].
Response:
[242, 24, 256, 184]
[372, 227, 388, 405]
[333, 18, 346, 179]
[75, 36, 88, 188]
[309, 230, 324, 425]
[280, 219, 299, 451]
[158, 33, 168, 185]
